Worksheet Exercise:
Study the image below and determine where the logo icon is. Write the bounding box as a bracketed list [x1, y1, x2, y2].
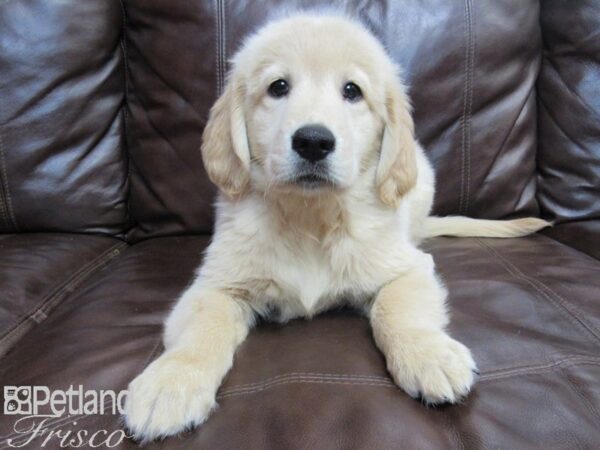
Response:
[4, 386, 32, 415]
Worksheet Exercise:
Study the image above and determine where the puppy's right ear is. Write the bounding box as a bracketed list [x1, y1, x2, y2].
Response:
[201, 76, 250, 198]
[375, 71, 418, 208]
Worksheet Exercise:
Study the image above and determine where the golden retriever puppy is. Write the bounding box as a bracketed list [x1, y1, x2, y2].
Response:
[123, 13, 548, 442]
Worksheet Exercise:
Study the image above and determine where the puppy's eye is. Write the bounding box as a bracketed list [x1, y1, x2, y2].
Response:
[268, 79, 289, 98]
[343, 82, 362, 102]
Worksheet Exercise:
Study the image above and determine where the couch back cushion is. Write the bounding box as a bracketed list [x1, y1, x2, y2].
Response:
[1, 0, 543, 239]
[0, 0, 130, 235]
[537, 0, 600, 225]
[124, 0, 542, 240]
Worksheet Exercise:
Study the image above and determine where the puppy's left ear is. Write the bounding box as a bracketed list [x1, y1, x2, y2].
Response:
[201, 75, 251, 198]
[376, 72, 418, 208]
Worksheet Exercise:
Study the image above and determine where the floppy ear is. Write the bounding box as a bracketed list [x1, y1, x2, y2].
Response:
[201, 76, 251, 198]
[375, 73, 418, 208]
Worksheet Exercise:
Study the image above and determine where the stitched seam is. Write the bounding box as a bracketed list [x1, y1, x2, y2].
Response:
[216, 361, 600, 400]
[0, 165, 6, 228]
[0, 242, 128, 354]
[219, 373, 393, 395]
[214, 0, 224, 95]
[477, 239, 600, 344]
[0, 120, 17, 231]
[217, 378, 396, 399]
[213, 0, 219, 95]
[478, 360, 600, 383]
[221, 0, 227, 86]
[478, 355, 600, 380]
[459, 0, 474, 214]
[119, 0, 133, 237]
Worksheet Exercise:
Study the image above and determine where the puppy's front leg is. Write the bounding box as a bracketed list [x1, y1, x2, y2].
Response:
[370, 255, 477, 404]
[124, 286, 252, 442]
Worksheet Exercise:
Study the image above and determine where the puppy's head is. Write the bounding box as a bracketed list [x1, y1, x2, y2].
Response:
[202, 14, 417, 207]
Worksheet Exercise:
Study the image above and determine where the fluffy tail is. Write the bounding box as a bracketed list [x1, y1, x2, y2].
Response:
[424, 216, 551, 238]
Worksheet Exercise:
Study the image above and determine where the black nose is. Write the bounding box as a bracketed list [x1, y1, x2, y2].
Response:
[292, 125, 335, 162]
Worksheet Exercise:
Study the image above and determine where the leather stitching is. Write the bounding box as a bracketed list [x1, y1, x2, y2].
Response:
[119, 0, 133, 234]
[214, 0, 225, 96]
[459, 0, 474, 214]
[221, 372, 391, 392]
[0, 114, 17, 231]
[221, 0, 227, 87]
[0, 242, 128, 358]
[213, 0, 220, 95]
[478, 357, 600, 383]
[217, 377, 396, 399]
[477, 239, 600, 345]
[219, 373, 394, 396]
[216, 359, 600, 400]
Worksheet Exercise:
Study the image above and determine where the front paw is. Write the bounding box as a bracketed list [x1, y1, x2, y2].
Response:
[385, 331, 478, 405]
[123, 352, 217, 443]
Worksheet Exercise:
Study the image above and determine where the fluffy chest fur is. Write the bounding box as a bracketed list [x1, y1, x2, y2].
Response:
[199, 191, 427, 321]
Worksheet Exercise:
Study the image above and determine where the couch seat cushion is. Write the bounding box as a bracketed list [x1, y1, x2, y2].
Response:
[0, 235, 599, 449]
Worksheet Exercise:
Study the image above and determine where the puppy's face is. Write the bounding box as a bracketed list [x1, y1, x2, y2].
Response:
[202, 15, 418, 206]
[244, 42, 380, 192]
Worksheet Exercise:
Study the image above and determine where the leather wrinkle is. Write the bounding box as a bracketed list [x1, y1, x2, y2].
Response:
[478, 82, 536, 189]
[545, 55, 600, 123]
[544, 231, 600, 265]
[538, 80, 594, 154]
[133, 42, 206, 122]
[476, 239, 600, 344]
[561, 366, 600, 424]
[0, 241, 129, 356]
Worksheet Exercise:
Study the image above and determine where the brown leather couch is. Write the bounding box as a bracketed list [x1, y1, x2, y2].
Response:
[1, 1, 599, 448]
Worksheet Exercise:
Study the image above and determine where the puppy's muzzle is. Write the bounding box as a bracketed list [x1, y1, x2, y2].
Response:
[292, 124, 335, 163]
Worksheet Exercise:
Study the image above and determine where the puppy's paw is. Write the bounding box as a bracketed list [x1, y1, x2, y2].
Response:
[385, 332, 477, 405]
[123, 352, 217, 443]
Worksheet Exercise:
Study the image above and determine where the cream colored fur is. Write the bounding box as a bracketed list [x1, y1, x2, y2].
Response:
[123, 13, 549, 442]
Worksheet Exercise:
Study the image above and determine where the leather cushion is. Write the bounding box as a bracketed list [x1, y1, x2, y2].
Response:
[0, 0, 130, 235]
[537, 0, 600, 227]
[1, 235, 599, 448]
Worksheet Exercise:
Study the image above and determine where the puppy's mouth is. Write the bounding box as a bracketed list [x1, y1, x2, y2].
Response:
[290, 172, 336, 189]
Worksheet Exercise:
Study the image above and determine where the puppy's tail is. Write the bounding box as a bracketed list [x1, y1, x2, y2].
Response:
[423, 216, 551, 238]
